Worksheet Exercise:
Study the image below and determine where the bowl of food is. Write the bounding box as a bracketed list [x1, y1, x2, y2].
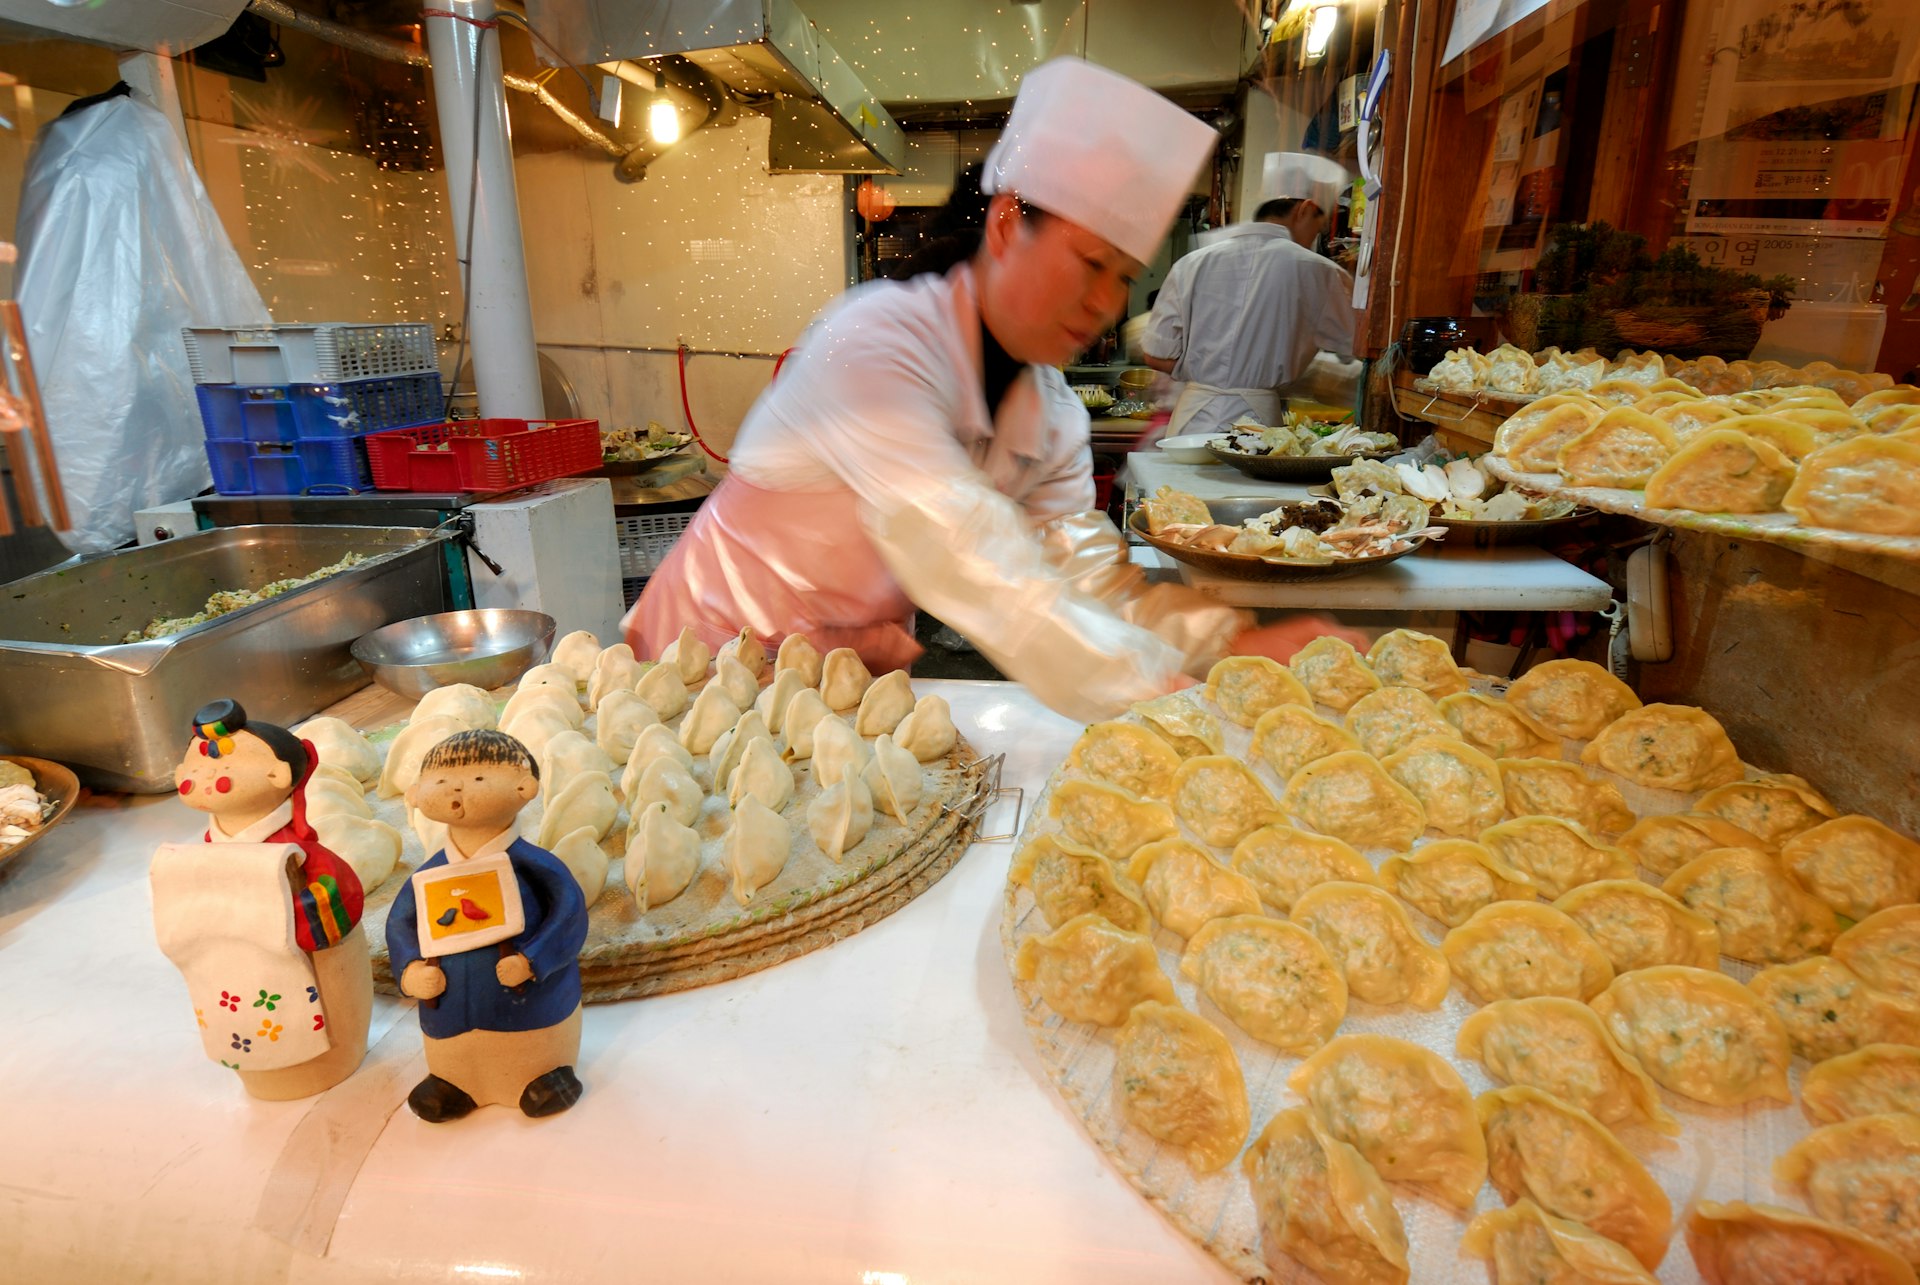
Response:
[351, 609, 556, 699]
[1155, 434, 1216, 464]
[1129, 488, 1436, 582]
[0, 755, 80, 871]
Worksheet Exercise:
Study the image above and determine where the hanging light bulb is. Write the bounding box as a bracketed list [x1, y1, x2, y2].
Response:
[649, 97, 681, 145]
[1304, 3, 1340, 62]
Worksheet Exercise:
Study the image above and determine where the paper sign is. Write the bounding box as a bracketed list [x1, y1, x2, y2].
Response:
[412, 852, 525, 958]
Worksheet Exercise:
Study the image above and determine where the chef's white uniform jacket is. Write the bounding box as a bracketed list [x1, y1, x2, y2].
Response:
[1142, 222, 1357, 436]
[625, 263, 1246, 722]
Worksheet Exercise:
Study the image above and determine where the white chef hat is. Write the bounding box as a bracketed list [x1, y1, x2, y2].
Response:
[981, 57, 1217, 265]
[1262, 151, 1350, 216]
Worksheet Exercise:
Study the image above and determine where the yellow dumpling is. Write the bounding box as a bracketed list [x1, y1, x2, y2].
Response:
[1581, 703, 1745, 792]
[1381, 735, 1506, 838]
[1697, 773, 1836, 844]
[1554, 879, 1721, 973]
[1783, 436, 1920, 535]
[1509, 403, 1611, 471]
[1242, 1107, 1410, 1285]
[1556, 408, 1678, 488]
[1775, 1114, 1920, 1272]
[1481, 815, 1635, 897]
[1457, 996, 1676, 1134]
[1129, 691, 1223, 757]
[1854, 386, 1920, 415]
[1009, 832, 1153, 933]
[1590, 966, 1792, 1107]
[1619, 811, 1771, 879]
[1125, 838, 1264, 939]
[1462, 1199, 1659, 1285]
[1497, 760, 1636, 839]
[1587, 377, 1657, 406]
[1443, 901, 1614, 1002]
[1139, 484, 1209, 533]
[1281, 750, 1427, 851]
[1663, 846, 1840, 965]
[1291, 880, 1451, 1009]
[1179, 915, 1347, 1052]
[1011, 913, 1175, 1026]
[1066, 720, 1181, 799]
[1713, 413, 1819, 461]
[1748, 955, 1920, 1063]
[1113, 1001, 1249, 1174]
[1801, 1044, 1920, 1125]
[1170, 754, 1284, 847]
[1494, 395, 1602, 455]
[1381, 838, 1537, 928]
[1048, 779, 1178, 861]
[1365, 628, 1468, 698]
[1249, 704, 1358, 783]
[1652, 397, 1738, 440]
[1686, 1201, 1917, 1285]
[1782, 816, 1920, 921]
[1203, 655, 1311, 728]
[1231, 822, 1376, 913]
[1504, 658, 1642, 739]
[1644, 428, 1798, 514]
[1439, 691, 1559, 759]
[1833, 906, 1920, 1003]
[1287, 635, 1381, 712]
[1344, 685, 1456, 759]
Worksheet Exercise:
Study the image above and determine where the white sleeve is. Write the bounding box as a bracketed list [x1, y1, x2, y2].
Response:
[1140, 259, 1192, 362]
[1309, 260, 1360, 358]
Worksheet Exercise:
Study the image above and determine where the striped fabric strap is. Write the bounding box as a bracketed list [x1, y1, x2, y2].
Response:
[299, 875, 349, 947]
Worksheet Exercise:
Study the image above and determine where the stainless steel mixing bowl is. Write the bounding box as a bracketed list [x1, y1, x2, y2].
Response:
[350, 609, 556, 699]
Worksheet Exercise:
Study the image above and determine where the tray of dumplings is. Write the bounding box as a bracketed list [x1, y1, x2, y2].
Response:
[1000, 629, 1920, 1284]
[293, 626, 991, 1002]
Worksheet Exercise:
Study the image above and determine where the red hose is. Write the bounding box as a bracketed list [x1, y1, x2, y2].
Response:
[676, 344, 729, 464]
[771, 347, 795, 382]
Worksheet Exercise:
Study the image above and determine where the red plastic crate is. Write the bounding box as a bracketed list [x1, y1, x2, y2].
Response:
[364, 418, 600, 492]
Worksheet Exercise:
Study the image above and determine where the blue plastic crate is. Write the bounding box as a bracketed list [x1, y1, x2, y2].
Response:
[196, 372, 444, 444]
[205, 435, 374, 496]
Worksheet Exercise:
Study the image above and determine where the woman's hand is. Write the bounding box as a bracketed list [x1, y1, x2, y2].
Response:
[1228, 616, 1370, 664]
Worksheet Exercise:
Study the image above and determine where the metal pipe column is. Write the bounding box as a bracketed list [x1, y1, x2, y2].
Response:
[424, 0, 543, 418]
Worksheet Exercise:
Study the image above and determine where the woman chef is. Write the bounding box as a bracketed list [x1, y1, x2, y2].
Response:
[625, 57, 1347, 722]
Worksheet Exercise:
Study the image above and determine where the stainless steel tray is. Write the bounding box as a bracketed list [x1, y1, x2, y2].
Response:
[1129, 497, 1430, 582]
[0, 525, 451, 792]
[1206, 441, 1399, 481]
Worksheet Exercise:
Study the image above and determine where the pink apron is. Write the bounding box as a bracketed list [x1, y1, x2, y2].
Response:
[624, 474, 924, 675]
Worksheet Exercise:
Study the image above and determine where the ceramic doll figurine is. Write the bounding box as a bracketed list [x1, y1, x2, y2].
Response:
[150, 699, 373, 1100]
[386, 728, 588, 1122]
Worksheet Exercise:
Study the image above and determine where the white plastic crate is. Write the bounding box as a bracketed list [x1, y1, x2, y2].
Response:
[183, 323, 438, 384]
[616, 511, 695, 580]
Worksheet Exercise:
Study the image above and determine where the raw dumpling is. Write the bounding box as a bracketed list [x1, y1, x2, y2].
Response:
[715, 626, 766, 678]
[1582, 703, 1744, 792]
[657, 625, 711, 685]
[807, 773, 873, 863]
[1241, 1107, 1410, 1285]
[779, 689, 836, 760]
[1008, 833, 1151, 933]
[496, 705, 571, 763]
[1281, 751, 1427, 851]
[634, 661, 689, 720]
[774, 632, 824, 687]
[498, 683, 584, 733]
[515, 661, 582, 707]
[1289, 1033, 1488, 1210]
[723, 796, 790, 905]
[587, 644, 644, 708]
[540, 732, 617, 816]
[1590, 965, 1792, 1106]
[1505, 659, 1642, 740]
[1126, 838, 1264, 939]
[1497, 760, 1635, 839]
[1113, 1001, 1249, 1174]
[1170, 755, 1283, 847]
[1381, 838, 1537, 928]
[1461, 1199, 1659, 1285]
[1663, 846, 1840, 964]
[1291, 881, 1450, 1009]
[1429, 347, 1488, 393]
[294, 716, 382, 787]
[1013, 913, 1176, 1026]
[1443, 901, 1613, 1002]
[547, 825, 610, 903]
[1438, 692, 1559, 760]
[1179, 915, 1347, 1052]
[1049, 779, 1178, 861]
[378, 714, 466, 800]
[860, 733, 923, 822]
[1481, 815, 1634, 898]
[1486, 342, 1538, 394]
[1802, 1045, 1920, 1126]
[1250, 704, 1359, 783]
[1750, 955, 1920, 1063]
[1776, 1114, 1920, 1272]
[1784, 436, 1920, 535]
[309, 813, 401, 891]
[1783, 816, 1920, 921]
[1366, 628, 1468, 698]
[811, 715, 871, 791]
[710, 712, 773, 794]
[1288, 635, 1382, 712]
[1131, 691, 1224, 756]
[629, 756, 702, 829]
[535, 772, 617, 849]
[858, 673, 917, 735]
[705, 654, 755, 713]
[1835, 906, 1920, 1002]
[307, 761, 364, 794]
[678, 682, 743, 755]
[1457, 996, 1676, 1134]
[409, 805, 449, 861]
[753, 667, 810, 736]
[549, 629, 601, 684]
[1619, 811, 1770, 879]
[1477, 1085, 1672, 1270]
[623, 801, 699, 911]
[594, 691, 659, 766]
[1555, 408, 1677, 488]
[819, 647, 873, 710]
[1067, 721, 1181, 802]
[412, 682, 497, 732]
[1203, 655, 1310, 728]
[1554, 879, 1720, 973]
[1381, 736, 1506, 838]
[1697, 773, 1837, 844]
[1231, 823, 1376, 914]
[1643, 428, 1789, 514]
[1345, 686, 1456, 759]
[625, 722, 693, 784]
[304, 774, 372, 821]
[891, 694, 957, 764]
[728, 736, 795, 813]
[1686, 1201, 1917, 1285]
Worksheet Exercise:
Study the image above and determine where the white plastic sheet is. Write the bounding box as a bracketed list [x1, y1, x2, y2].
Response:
[15, 96, 268, 554]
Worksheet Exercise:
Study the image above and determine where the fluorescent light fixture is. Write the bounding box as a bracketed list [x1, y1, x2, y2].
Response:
[1305, 4, 1339, 60]
[648, 97, 681, 145]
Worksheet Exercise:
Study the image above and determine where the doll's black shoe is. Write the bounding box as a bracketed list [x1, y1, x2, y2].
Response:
[408, 1074, 477, 1122]
[519, 1065, 583, 1117]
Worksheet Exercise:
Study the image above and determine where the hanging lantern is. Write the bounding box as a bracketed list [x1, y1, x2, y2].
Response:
[857, 180, 897, 222]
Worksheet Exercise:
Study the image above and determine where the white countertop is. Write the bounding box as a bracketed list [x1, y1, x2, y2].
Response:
[1, 682, 1226, 1285]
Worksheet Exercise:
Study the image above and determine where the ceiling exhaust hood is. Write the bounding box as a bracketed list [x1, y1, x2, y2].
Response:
[0, 0, 249, 53]
[523, 0, 904, 174]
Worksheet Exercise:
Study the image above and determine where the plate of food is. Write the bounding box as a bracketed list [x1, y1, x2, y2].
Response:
[1329, 455, 1589, 547]
[601, 421, 693, 463]
[1207, 417, 1401, 481]
[0, 755, 80, 870]
[1073, 384, 1116, 413]
[1129, 488, 1436, 582]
